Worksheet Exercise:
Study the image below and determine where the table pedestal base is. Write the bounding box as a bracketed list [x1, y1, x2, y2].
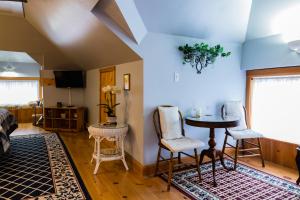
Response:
[199, 128, 230, 187]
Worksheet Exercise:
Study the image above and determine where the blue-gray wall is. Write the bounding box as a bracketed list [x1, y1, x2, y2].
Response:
[0, 62, 40, 77]
[242, 35, 300, 70]
[140, 33, 246, 164]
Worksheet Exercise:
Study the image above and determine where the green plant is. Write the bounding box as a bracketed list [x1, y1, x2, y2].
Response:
[97, 85, 121, 117]
[178, 43, 231, 74]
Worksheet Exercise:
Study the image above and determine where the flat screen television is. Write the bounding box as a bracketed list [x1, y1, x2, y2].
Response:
[54, 71, 85, 88]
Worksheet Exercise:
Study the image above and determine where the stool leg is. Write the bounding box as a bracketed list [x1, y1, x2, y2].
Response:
[122, 158, 129, 171]
[93, 138, 101, 174]
[121, 135, 129, 171]
[94, 161, 101, 175]
[91, 139, 96, 163]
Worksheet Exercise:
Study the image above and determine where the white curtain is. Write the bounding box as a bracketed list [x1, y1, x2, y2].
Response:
[252, 76, 300, 144]
[0, 80, 39, 106]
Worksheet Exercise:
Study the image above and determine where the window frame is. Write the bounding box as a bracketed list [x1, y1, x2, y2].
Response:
[0, 77, 42, 105]
[246, 66, 300, 128]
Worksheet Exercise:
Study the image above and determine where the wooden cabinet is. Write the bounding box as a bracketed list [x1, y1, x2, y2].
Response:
[4, 107, 42, 123]
[44, 107, 85, 132]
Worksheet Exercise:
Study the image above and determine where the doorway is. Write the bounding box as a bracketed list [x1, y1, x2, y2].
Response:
[99, 67, 116, 123]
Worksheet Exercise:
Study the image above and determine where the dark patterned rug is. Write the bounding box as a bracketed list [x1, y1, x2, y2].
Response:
[162, 159, 300, 200]
[0, 133, 90, 200]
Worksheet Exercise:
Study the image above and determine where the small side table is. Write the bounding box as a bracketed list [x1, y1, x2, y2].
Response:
[185, 116, 240, 187]
[296, 147, 300, 185]
[88, 123, 129, 174]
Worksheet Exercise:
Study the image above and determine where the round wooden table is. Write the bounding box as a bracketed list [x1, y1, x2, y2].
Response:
[185, 115, 240, 186]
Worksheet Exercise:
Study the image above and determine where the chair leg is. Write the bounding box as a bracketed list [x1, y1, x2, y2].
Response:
[241, 139, 245, 156]
[234, 139, 239, 170]
[167, 152, 174, 191]
[154, 146, 161, 176]
[178, 152, 181, 164]
[222, 133, 228, 156]
[194, 148, 201, 181]
[257, 138, 265, 168]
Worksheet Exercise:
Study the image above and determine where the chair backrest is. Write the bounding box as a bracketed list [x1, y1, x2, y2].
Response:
[221, 101, 248, 130]
[153, 105, 185, 142]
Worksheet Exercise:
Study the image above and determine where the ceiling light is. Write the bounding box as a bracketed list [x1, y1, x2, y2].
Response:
[288, 40, 300, 53]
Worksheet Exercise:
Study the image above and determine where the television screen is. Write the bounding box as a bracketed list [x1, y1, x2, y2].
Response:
[54, 71, 85, 88]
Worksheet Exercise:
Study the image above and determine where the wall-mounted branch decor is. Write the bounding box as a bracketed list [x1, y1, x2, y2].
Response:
[178, 43, 231, 74]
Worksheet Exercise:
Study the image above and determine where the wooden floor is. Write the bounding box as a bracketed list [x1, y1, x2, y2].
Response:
[12, 124, 299, 200]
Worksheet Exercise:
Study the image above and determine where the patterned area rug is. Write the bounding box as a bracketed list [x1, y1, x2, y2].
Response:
[0, 133, 90, 200]
[162, 159, 300, 200]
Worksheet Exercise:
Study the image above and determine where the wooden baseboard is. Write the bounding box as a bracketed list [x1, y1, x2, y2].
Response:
[127, 143, 298, 178]
[125, 152, 195, 177]
[125, 152, 144, 176]
[126, 153, 216, 177]
[126, 149, 236, 177]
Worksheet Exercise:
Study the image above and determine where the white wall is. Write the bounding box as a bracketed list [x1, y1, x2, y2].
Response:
[84, 68, 100, 125]
[139, 33, 246, 165]
[115, 60, 144, 165]
[84, 60, 144, 164]
[242, 35, 300, 70]
[0, 62, 40, 77]
[41, 70, 85, 107]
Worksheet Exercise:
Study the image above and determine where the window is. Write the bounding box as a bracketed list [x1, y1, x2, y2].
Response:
[247, 67, 300, 144]
[0, 79, 40, 106]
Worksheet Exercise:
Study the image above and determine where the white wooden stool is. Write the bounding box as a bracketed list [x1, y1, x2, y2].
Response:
[88, 123, 129, 174]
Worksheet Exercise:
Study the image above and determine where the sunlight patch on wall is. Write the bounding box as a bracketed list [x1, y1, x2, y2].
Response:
[272, 5, 300, 43]
[0, 71, 18, 77]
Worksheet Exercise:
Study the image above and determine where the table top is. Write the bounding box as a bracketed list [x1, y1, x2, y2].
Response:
[90, 123, 128, 129]
[185, 115, 240, 128]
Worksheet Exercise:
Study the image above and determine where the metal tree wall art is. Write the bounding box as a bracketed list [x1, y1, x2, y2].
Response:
[178, 43, 231, 74]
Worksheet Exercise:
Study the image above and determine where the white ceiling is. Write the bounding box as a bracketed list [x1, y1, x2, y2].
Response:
[0, 14, 77, 69]
[23, 0, 140, 69]
[0, 50, 37, 63]
[0, 0, 298, 71]
[246, 0, 300, 41]
[134, 0, 252, 43]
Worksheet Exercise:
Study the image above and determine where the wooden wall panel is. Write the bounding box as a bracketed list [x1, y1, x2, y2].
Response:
[259, 138, 298, 169]
[6, 107, 42, 123]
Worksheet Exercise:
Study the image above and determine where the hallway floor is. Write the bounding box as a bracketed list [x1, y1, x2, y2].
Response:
[12, 124, 299, 200]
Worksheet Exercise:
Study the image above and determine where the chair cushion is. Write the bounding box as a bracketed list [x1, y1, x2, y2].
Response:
[161, 137, 205, 152]
[158, 106, 183, 140]
[224, 101, 247, 131]
[228, 129, 263, 140]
